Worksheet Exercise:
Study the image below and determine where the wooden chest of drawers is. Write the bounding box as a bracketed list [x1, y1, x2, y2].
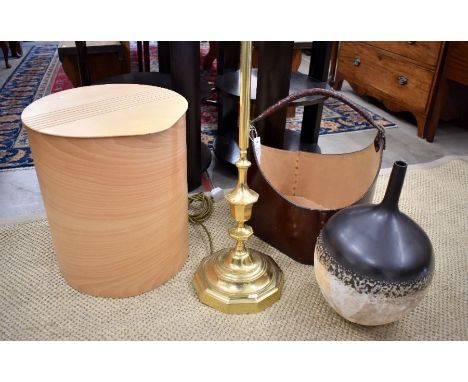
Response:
[334, 41, 445, 138]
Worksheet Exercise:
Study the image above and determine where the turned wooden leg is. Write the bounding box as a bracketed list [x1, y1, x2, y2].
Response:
[137, 41, 143, 72]
[301, 103, 324, 145]
[425, 78, 448, 142]
[328, 42, 339, 85]
[157, 41, 170, 74]
[169, 41, 204, 190]
[1, 42, 11, 68]
[256, 41, 294, 149]
[203, 41, 218, 71]
[414, 113, 428, 138]
[143, 41, 150, 72]
[333, 74, 344, 90]
[302, 41, 332, 146]
[9, 41, 22, 57]
[75, 41, 91, 86]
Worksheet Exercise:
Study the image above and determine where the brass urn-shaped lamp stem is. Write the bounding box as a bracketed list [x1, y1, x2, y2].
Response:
[193, 41, 284, 314]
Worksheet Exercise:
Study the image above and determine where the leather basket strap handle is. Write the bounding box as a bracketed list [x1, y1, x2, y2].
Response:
[251, 88, 386, 151]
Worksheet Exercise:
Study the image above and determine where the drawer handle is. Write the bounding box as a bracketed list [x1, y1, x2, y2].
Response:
[407, 41, 416, 45]
[398, 75, 408, 86]
[353, 57, 361, 66]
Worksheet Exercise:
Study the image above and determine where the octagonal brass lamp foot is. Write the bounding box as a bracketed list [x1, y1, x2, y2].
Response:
[193, 247, 283, 314]
[193, 41, 284, 314]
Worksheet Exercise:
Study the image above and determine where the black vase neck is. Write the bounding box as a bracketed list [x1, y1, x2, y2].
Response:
[380, 161, 407, 210]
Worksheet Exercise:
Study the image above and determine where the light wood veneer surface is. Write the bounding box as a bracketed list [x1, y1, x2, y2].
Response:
[22, 85, 189, 297]
[22, 84, 188, 138]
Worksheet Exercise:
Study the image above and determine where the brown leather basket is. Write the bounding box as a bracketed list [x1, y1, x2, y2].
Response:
[248, 88, 386, 265]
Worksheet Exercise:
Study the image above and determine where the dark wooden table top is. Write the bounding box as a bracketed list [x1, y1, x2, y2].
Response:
[58, 41, 123, 61]
[215, 68, 330, 106]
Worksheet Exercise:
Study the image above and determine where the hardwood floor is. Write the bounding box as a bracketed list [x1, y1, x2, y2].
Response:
[321, 82, 468, 169]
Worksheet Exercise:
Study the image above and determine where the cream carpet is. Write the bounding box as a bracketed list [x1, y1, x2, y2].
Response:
[1, 158, 467, 340]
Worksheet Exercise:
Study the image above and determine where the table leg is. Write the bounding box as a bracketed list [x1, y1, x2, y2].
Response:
[213, 42, 241, 166]
[170, 41, 211, 190]
[216, 41, 240, 137]
[143, 41, 150, 72]
[255, 41, 294, 149]
[1, 42, 10, 68]
[158, 41, 171, 74]
[75, 41, 91, 86]
[137, 41, 143, 72]
[301, 103, 324, 145]
[424, 43, 450, 142]
[300, 41, 333, 147]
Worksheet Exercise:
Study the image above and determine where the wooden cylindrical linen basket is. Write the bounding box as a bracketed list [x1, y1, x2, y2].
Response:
[248, 88, 386, 265]
[22, 84, 189, 297]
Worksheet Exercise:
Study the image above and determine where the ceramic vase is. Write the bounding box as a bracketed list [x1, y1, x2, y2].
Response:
[314, 161, 434, 326]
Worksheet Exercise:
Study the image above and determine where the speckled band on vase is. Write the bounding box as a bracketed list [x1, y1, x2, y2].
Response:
[314, 233, 434, 326]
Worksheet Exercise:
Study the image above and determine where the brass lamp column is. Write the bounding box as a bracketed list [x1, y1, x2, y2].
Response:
[193, 41, 284, 314]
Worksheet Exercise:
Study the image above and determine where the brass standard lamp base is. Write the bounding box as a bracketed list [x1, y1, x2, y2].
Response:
[193, 246, 284, 314]
[193, 41, 284, 314]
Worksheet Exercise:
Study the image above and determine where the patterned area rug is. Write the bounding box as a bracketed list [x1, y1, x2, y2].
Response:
[0, 45, 57, 170]
[0, 42, 396, 171]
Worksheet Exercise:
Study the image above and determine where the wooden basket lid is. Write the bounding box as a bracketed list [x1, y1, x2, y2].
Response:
[21, 84, 188, 138]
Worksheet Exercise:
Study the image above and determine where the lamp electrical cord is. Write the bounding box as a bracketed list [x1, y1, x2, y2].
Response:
[188, 193, 214, 255]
